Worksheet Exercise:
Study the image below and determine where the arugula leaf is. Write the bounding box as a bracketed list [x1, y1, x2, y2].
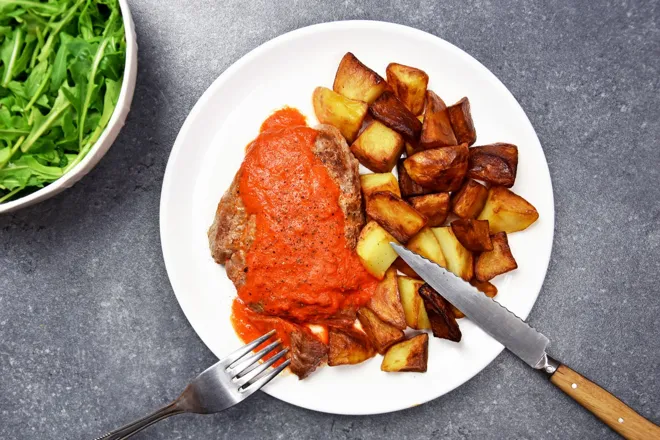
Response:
[1, 28, 23, 87]
[21, 86, 71, 152]
[50, 32, 72, 92]
[85, 77, 119, 146]
[0, 2, 63, 14]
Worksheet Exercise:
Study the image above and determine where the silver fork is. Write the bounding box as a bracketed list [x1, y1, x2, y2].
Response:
[95, 331, 289, 439]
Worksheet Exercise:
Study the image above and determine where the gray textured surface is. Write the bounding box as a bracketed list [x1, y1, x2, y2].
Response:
[1, 0, 659, 438]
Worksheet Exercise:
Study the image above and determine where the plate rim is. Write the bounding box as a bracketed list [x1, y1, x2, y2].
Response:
[160, 19, 555, 415]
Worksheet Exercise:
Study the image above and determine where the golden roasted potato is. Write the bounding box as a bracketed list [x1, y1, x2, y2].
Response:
[367, 267, 406, 330]
[366, 191, 427, 243]
[333, 52, 389, 104]
[418, 90, 457, 151]
[447, 97, 476, 146]
[328, 328, 376, 366]
[313, 87, 369, 143]
[474, 231, 518, 281]
[393, 257, 420, 279]
[360, 172, 401, 198]
[478, 186, 539, 233]
[450, 218, 493, 252]
[397, 276, 431, 329]
[397, 158, 431, 198]
[356, 221, 400, 279]
[403, 115, 425, 156]
[467, 143, 518, 187]
[431, 226, 473, 280]
[404, 144, 469, 192]
[405, 142, 416, 157]
[381, 333, 428, 372]
[357, 308, 405, 354]
[407, 227, 447, 268]
[351, 121, 404, 172]
[408, 193, 450, 227]
[385, 63, 429, 116]
[451, 179, 488, 219]
[471, 279, 498, 297]
[418, 284, 462, 342]
[369, 91, 422, 144]
[452, 280, 498, 319]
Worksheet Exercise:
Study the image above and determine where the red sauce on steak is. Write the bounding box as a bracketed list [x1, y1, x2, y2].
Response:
[231, 108, 377, 347]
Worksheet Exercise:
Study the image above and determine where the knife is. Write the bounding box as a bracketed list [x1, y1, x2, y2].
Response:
[391, 243, 660, 440]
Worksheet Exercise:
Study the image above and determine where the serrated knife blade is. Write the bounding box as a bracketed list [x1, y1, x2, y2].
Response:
[390, 242, 660, 439]
[391, 242, 549, 368]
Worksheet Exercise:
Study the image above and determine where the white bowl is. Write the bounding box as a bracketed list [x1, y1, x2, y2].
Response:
[0, 0, 138, 214]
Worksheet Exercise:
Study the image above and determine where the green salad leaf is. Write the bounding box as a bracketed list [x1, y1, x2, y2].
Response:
[0, 0, 125, 203]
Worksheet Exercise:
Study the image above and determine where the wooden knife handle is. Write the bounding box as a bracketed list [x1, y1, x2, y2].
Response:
[550, 364, 660, 439]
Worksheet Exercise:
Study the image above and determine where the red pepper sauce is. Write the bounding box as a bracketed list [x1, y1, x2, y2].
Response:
[230, 108, 377, 348]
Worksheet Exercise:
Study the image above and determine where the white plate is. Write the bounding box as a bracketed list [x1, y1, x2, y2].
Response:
[160, 21, 554, 415]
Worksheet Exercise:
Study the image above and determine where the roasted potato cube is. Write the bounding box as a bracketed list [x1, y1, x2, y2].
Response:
[404, 144, 469, 192]
[418, 284, 462, 342]
[450, 219, 493, 252]
[418, 91, 457, 151]
[397, 158, 431, 198]
[357, 308, 405, 354]
[404, 115, 425, 156]
[451, 179, 488, 219]
[333, 52, 389, 104]
[405, 142, 416, 157]
[367, 267, 406, 329]
[397, 276, 431, 329]
[328, 328, 376, 366]
[392, 257, 420, 279]
[385, 63, 429, 116]
[351, 121, 404, 172]
[431, 226, 473, 280]
[356, 221, 400, 279]
[471, 279, 498, 297]
[475, 231, 518, 281]
[366, 191, 427, 243]
[369, 91, 422, 144]
[452, 280, 499, 318]
[467, 143, 518, 187]
[409, 193, 450, 227]
[312, 86, 368, 143]
[360, 172, 401, 198]
[447, 97, 476, 146]
[407, 227, 447, 268]
[478, 186, 539, 233]
[381, 333, 428, 373]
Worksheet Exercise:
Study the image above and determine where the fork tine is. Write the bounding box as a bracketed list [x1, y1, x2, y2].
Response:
[240, 359, 291, 394]
[228, 340, 281, 376]
[220, 330, 276, 367]
[235, 349, 289, 387]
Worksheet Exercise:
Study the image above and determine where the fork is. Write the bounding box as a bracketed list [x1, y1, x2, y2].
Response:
[95, 331, 289, 439]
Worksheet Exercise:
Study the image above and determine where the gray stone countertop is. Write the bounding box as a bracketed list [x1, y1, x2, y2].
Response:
[1, 1, 659, 439]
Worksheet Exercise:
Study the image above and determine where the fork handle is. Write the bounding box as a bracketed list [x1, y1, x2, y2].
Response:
[94, 400, 184, 440]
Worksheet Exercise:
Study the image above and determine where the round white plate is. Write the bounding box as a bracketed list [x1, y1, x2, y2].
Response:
[160, 21, 554, 415]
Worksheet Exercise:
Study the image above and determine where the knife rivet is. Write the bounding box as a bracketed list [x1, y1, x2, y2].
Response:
[618, 418, 624, 424]
[571, 383, 577, 389]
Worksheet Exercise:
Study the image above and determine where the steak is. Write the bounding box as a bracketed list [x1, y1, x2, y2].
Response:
[208, 124, 364, 289]
[289, 329, 328, 379]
